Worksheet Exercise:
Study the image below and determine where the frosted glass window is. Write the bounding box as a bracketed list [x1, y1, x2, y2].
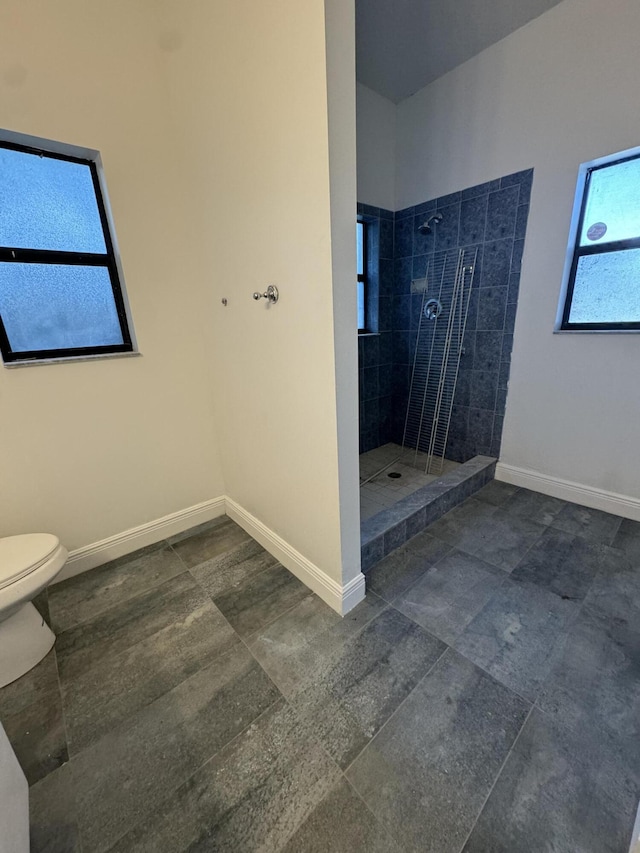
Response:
[357, 220, 367, 331]
[580, 158, 640, 247]
[560, 148, 640, 331]
[357, 280, 365, 330]
[0, 264, 123, 353]
[569, 251, 640, 324]
[0, 136, 134, 363]
[0, 148, 106, 253]
[357, 222, 364, 275]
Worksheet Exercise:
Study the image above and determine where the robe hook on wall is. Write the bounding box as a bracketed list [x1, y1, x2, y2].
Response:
[252, 285, 279, 304]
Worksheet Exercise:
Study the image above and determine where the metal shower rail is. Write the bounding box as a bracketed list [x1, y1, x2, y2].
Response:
[402, 246, 478, 474]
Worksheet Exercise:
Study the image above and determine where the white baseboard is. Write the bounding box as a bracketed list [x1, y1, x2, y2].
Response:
[56, 497, 227, 583]
[496, 463, 640, 522]
[54, 494, 365, 617]
[225, 497, 365, 616]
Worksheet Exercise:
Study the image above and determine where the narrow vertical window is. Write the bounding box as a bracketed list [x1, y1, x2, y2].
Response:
[357, 220, 367, 332]
[0, 135, 135, 363]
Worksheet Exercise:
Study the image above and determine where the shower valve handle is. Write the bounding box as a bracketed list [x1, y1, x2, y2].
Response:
[252, 285, 279, 304]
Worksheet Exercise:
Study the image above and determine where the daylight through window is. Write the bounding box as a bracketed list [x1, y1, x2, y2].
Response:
[0, 136, 134, 363]
[559, 147, 640, 331]
[357, 220, 367, 332]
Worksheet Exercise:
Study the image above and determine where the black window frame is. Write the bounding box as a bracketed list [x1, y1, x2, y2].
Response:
[0, 138, 134, 364]
[357, 218, 368, 333]
[560, 148, 640, 332]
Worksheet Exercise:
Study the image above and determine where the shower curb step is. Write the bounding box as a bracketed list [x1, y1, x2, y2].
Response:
[360, 455, 496, 572]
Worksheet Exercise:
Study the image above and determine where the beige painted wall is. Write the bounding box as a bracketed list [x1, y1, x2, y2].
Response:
[156, 0, 360, 588]
[0, 0, 360, 594]
[325, 0, 362, 585]
[396, 0, 640, 500]
[0, 0, 220, 548]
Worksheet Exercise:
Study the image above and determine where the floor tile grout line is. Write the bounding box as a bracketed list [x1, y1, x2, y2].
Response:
[241, 591, 396, 707]
[62, 632, 261, 766]
[446, 642, 540, 707]
[164, 515, 236, 551]
[91, 525, 301, 827]
[99, 691, 287, 853]
[52, 644, 72, 763]
[240, 589, 392, 678]
[429, 521, 545, 577]
[429, 530, 573, 706]
[183, 534, 321, 625]
[548, 515, 624, 549]
[58, 541, 289, 764]
[386, 570, 513, 651]
[242, 596, 397, 714]
[524, 560, 610, 723]
[377, 540, 502, 612]
[165, 536, 192, 571]
[455, 703, 535, 853]
[186, 549, 281, 601]
[369, 546, 455, 607]
[401, 533, 608, 708]
[239, 592, 447, 799]
[50, 555, 189, 638]
[47, 641, 84, 851]
[500, 517, 557, 577]
[231, 595, 316, 678]
[339, 771, 406, 851]
[186, 552, 314, 643]
[54, 570, 225, 694]
[168, 526, 258, 574]
[182, 562, 315, 683]
[241, 591, 317, 644]
[49, 643, 86, 853]
[386, 598, 540, 710]
[530, 690, 639, 789]
[341, 642, 450, 779]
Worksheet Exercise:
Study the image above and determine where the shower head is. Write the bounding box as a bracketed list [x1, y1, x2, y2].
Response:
[417, 212, 443, 235]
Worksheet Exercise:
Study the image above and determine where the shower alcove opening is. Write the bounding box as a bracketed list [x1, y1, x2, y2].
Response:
[357, 169, 532, 570]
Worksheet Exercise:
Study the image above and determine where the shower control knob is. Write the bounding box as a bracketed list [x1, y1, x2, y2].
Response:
[252, 285, 279, 304]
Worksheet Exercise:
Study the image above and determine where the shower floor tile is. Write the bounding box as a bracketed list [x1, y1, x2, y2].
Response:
[360, 442, 460, 521]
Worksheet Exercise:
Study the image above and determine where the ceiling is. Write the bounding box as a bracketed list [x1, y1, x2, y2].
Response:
[356, 0, 565, 103]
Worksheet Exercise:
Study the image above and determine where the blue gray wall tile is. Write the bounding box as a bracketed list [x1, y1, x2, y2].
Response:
[462, 178, 500, 200]
[485, 185, 519, 241]
[358, 168, 532, 460]
[460, 195, 488, 246]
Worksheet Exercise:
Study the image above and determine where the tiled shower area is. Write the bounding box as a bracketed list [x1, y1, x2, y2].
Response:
[358, 169, 532, 560]
[360, 444, 461, 522]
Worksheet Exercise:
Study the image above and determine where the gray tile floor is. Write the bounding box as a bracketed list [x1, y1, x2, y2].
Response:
[360, 442, 460, 521]
[1, 489, 639, 852]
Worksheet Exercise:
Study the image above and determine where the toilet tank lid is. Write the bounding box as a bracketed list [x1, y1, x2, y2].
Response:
[0, 534, 60, 584]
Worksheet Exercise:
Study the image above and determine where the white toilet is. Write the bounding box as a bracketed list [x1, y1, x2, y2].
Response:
[0, 534, 68, 689]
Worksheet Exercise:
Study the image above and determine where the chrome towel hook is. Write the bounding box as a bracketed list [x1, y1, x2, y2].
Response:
[252, 285, 279, 304]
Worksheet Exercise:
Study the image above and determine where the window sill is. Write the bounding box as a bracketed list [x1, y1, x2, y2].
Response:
[553, 328, 640, 335]
[3, 350, 142, 368]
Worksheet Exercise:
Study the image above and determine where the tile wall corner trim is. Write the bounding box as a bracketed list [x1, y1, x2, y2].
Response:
[56, 497, 227, 584]
[496, 462, 640, 523]
[226, 497, 366, 617]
